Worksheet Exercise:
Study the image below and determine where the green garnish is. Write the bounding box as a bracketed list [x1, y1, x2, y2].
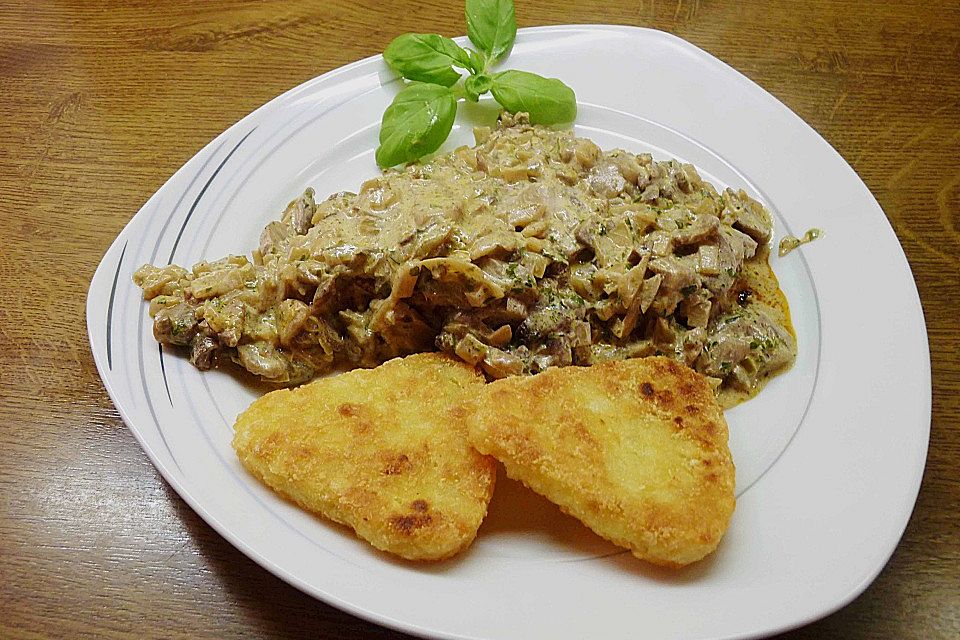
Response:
[377, 0, 577, 167]
[465, 0, 517, 63]
[383, 34, 477, 87]
[489, 70, 577, 124]
[375, 83, 458, 168]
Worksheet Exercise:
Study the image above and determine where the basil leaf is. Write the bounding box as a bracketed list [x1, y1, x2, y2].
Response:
[466, 48, 487, 75]
[490, 70, 577, 125]
[464, 74, 493, 102]
[383, 33, 473, 87]
[465, 0, 516, 63]
[376, 83, 458, 167]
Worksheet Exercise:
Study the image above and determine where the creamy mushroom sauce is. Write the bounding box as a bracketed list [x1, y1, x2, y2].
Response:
[778, 228, 822, 257]
[134, 113, 796, 408]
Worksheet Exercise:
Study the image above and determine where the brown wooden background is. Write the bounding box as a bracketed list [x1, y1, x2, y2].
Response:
[1, 0, 957, 638]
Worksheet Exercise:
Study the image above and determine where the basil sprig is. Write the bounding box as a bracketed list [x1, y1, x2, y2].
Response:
[377, 0, 576, 167]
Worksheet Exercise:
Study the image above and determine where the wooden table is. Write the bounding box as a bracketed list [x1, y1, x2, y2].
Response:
[1, 1, 957, 637]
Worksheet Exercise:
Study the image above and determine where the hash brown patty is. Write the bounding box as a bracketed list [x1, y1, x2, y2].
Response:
[466, 356, 735, 566]
[232, 353, 496, 561]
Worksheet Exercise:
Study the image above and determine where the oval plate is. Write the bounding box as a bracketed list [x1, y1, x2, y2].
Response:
[87, 26, 930, 640]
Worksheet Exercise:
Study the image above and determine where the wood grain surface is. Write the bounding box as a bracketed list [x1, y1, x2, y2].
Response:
[1, 0, 958, 638]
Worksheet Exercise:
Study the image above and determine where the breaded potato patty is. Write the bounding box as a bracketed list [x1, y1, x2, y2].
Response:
[466, 356, 735, 566]
[232, 353, 496, 561]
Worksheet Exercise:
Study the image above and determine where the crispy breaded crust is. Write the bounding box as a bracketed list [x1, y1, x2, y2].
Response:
[232, 353, 496, 561]
[466, 356, 735, 566]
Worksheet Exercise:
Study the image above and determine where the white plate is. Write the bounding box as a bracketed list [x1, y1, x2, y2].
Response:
[87, 26, 930, 640]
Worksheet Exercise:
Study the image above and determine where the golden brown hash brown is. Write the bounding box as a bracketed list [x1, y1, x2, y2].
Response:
[232, 353, 496, 561]
[465, 356, 735, 566]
